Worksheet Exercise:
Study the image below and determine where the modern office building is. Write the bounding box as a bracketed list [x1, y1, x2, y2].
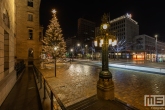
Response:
[77, 18, 95, 47]
[95, 14, 139, 38]
[109, 13, 139, 59]
[95, 13, 139, 59]
[95, 13, 165, 61]
[109, 13, 139, 43]
[133, 34, 165, 61]
[65, 36, 77, 52]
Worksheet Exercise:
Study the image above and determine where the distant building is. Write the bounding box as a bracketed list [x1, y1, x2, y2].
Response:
[65, 36, 77, 52]
[110, 13, 139, 43]
[77, 18, 95, 47]
[133, 34, 165, 61]
[94, 13, 165, 61]
[95, 13, 139, 59]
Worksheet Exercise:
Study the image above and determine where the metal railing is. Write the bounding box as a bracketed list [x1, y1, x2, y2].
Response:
[15, 59, 26, 79]
[33, 65, 67, 110]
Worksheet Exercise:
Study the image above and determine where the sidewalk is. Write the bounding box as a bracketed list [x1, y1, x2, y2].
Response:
[0, 67, 42, 110]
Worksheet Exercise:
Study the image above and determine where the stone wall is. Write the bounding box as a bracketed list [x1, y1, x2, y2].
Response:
[15, 0, 42, 62]
[0, 0, 16, 106]
[0, 0, 42, 105]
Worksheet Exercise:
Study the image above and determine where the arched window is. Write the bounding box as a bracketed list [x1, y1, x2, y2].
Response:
[28, 48, 34, 57]
[3, 9, 10, 28]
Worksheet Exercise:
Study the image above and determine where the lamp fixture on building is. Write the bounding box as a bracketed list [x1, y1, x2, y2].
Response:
[155, 35, 158, 62]
[77, 43, 80, 47]
[54, 46, 58, 77]
[70, 49, 73, 64]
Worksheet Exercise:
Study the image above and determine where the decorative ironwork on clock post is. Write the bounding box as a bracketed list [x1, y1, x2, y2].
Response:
[94, 13, 117, 100]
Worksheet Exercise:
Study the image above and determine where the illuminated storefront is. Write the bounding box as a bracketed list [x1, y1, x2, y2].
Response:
[133, 52, 144, 60]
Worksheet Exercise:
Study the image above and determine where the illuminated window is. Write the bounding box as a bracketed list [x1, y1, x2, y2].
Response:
[28, 0, 33, 7]
[28, 29, 33, 40]
[28, 13, 33, 21]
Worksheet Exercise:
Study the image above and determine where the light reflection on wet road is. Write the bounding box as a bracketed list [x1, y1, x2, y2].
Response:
[41, 62, 165, 110]
[111, 67, 165, 110]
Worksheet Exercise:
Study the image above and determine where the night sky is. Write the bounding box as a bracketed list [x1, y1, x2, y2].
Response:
[40, 0, 165, 41]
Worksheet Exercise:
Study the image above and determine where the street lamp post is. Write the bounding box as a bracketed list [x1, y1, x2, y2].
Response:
[94, 13, 117, 100]
[155, 35, 158, 62]
[70, 49, 73, 64]
[77, 43, 80, 58]
[92, 51, 93, 60]
[54, 46, 58, 77]
[85, 45, 88, 59]
[162, 49, 164, 54]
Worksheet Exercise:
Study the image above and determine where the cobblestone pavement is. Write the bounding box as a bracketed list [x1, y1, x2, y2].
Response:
[36, 61, 165, 110]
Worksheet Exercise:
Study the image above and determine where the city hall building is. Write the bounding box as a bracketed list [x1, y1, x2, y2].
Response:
[0, 0, 42, 105]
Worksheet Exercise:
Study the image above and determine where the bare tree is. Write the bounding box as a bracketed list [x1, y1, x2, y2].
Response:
[74, 45, 85, 58]
[110, 38, 132, 60]
[89, 42, 95, 60]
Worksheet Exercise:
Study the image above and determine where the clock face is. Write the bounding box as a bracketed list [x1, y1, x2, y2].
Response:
[103, 24, 107, 29]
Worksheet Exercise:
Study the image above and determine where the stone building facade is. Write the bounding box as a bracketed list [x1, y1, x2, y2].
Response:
[15, 0, 42, 64]
[0, 0, 42, 105]
[0, 0, 16, 105]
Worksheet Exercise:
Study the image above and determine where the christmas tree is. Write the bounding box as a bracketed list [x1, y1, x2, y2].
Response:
[42, 9, 66, 59]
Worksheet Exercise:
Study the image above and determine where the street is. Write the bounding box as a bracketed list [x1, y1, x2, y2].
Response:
[37, 60, 165, 110]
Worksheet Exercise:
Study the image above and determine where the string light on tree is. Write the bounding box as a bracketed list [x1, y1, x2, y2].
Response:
[42, 9, 66, 76]
[42, 8, 66, 58]
[52, 9, 56, 14]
